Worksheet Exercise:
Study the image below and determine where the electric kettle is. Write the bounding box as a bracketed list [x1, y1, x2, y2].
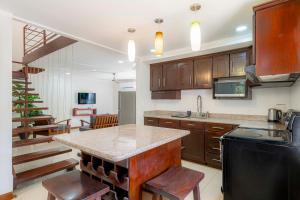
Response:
[268, 108, 282, 122]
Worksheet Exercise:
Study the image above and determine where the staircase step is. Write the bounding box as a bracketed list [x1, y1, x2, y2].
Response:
[12, 116, 52, 123]
[13, 81, 32, 85]
[12, 107, 48, 112]
[13, 125, 59, 136]
[13, 100, 43, 104]
[13, 136, 53, 148]
[15, 88, 35, 91]
[23, 36, 77, 64]
[15, 92, 39, 96]
[13, 71, 26, 80]
[13, 147, 72, 165]
[15, 158, 79, 185]
[22, 66, 45, 74]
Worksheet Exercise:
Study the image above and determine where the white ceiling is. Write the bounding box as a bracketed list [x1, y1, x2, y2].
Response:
[1, 0, 267, 58]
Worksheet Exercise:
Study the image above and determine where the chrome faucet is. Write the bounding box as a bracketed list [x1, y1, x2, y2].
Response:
[197, 95, 202, 114]
[196, 95, 208, 118]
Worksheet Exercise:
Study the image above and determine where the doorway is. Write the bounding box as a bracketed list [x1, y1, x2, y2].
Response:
[118, 91, 136, 125]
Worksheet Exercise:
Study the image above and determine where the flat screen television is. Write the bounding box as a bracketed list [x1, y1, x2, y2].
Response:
[78, 93, 96, 104]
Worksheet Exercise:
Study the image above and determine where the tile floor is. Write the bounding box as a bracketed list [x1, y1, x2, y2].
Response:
[13, 139, 223, 200]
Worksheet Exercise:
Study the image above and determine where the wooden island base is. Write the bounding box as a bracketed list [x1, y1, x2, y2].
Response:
[80, 139, 182, 200]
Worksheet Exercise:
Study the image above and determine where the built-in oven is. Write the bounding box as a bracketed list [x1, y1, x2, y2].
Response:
[213, 78, 251, 99]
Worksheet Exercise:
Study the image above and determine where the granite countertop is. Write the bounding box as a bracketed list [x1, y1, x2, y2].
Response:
[54, 124, 189, 162]
[144, 112, 286, 131]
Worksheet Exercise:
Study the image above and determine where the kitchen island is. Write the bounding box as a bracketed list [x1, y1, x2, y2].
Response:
[54, 124, 189, 200]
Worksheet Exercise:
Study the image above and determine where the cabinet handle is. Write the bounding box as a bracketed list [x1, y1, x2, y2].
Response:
[187, 123, 195, 126]
[212, 136, 220, 139]
[189, 76, 192, 86]
[212, 126, 225, 130]
[164, 121, 173, 124]
[212, 147, 221, 151]
[158, 79, 161, 88]
[147, 120, 154, 122]
[163, 77, 166, 87]
[212, 158, 221, 163]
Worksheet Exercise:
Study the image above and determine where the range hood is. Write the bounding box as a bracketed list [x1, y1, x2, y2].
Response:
[245, 65, 300, 88]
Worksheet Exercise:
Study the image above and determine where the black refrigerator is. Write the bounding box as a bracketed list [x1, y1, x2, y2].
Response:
[222, 113, 300, 200]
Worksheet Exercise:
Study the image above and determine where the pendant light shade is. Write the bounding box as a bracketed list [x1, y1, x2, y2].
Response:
[127, 28, 136, 62]
[155, 31, 164, 56]
[128, 39, 136, 62]
[190, 21, 201, 51]
[190, 3, 202, 51]
[154, 18, 164, 56]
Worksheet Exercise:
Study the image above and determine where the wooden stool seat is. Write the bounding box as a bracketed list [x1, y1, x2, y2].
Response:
[42, 170, 110, 200]
[143, 166, 205, 200]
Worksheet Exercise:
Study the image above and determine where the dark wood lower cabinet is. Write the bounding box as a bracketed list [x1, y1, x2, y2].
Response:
[144, 117, 235, 169]
[182, 130, 205, 164]
[158, 118, 180, 129]
[144, 117, 159, 126]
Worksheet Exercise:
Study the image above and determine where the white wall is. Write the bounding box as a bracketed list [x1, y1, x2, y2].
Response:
[12, 20, 24, 62]
[30, 45, 118, 127]
[291, 79, 300, 110]
[0, 10, 13, 195]
[136, 61, 292, 124]
[71, 74, 116, 126]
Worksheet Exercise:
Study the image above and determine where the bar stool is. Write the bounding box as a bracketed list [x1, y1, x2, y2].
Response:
[143, 166, 205, 200]
[42, 170, 110, 200]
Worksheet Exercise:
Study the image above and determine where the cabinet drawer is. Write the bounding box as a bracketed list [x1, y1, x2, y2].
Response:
[180, 120, 205, 130]
[206, 138, 220, 148]
[144, 117, 159, 126]
[206, 140, 221, 154]
[158, 119, 180, 129]
[206, 123, 233, 133]
[206, 152, 222, 169]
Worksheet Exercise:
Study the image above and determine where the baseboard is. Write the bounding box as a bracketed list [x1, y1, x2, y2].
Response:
[0, 192, 13, 200]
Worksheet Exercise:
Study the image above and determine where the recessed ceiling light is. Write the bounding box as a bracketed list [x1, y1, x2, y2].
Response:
[236, 25, 248, 32]
[150, 49, 156, 53]
[91, 69, 97, 72]
[118, 60, 124, 64]
[65, 72, 71, 75]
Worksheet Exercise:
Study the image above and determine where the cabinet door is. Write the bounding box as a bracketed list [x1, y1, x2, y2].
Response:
[255, 0, 300, 75]
[150, 64, 163, 91]
[182, 130, 205, 164]
[162, 63, 180, 90]
[194, 57, 213, 89]
[230, 51, 249, 77]
[178, 60, 193, 89]
[213, 54, 230, 78]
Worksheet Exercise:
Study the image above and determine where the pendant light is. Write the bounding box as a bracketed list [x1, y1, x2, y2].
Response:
[154, 18, 164, 56]
[190, 3, 202, 51]
[127, 28, 136, 62]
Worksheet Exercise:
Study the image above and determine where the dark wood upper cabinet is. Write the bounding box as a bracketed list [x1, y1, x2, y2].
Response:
[194, 57, 213, 89]
[162, 63, 180, 90]
[254, 0, 300, 76]
[230, 51, 250, 77]
[213, 54, 230, 78]
[178, 60, 194, 89]
[149, 47, 252, 97]
[150, 64, 163, 91]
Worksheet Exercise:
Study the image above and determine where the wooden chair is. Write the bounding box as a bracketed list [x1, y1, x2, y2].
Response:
[33, 117, 71, 138]
[42, 170, 110, 200]
[143, 166, 205, 200]
[80, 114, 118, 131]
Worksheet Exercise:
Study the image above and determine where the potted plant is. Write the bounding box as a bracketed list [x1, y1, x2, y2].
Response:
[13, 83, 43, 139]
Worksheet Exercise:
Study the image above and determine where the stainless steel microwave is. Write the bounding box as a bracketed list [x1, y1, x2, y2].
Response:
[213, 78, 251, 99]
